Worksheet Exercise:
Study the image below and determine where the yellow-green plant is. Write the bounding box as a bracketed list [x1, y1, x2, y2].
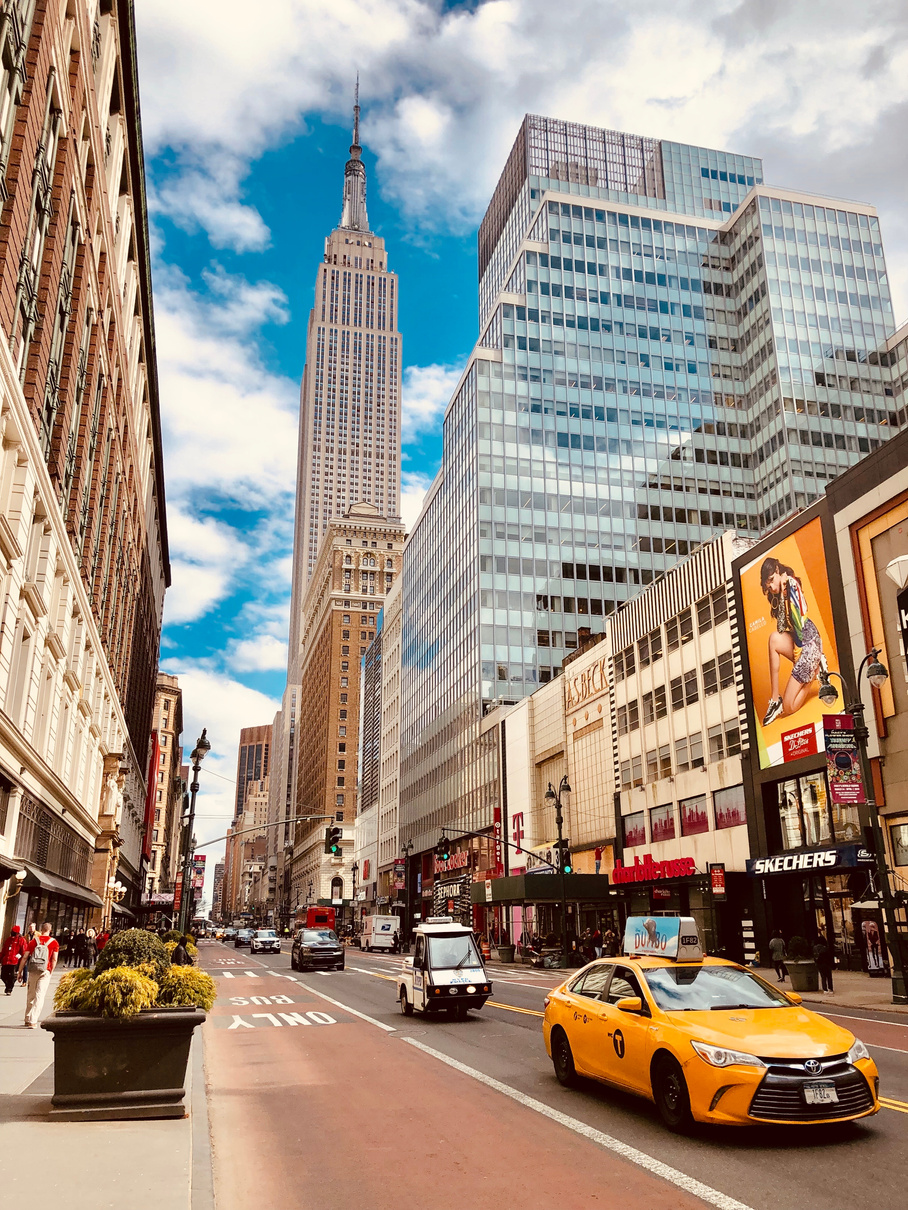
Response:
[79, 966, 158, 1018]
[156, 965, 216, 1011]
[164, 939, 198, 959]
[53, 967, 95, 1012]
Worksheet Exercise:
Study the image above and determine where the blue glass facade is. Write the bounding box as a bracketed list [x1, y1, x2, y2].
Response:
[400, 115, 899, 859]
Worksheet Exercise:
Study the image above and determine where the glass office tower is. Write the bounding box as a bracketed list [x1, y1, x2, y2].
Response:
[399, 114, 898, 859]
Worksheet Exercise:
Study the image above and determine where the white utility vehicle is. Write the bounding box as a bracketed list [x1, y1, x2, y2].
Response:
[397, 917, 492, 1020]
[359, 915, 400, 951]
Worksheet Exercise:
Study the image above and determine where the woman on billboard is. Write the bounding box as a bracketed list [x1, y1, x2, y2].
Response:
[760, 557, 826, 727]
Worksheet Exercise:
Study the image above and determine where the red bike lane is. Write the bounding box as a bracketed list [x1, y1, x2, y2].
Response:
[200, 959, 724, 1210]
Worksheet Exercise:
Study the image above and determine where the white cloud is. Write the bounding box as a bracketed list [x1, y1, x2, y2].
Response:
[136, 0, 908, 315]
[227, 635, 290, 673]
[160, 663, 280, 864]
[163, 508, 251, 626]
[401, 362, 463, 443]
[401, 470, 432, 532]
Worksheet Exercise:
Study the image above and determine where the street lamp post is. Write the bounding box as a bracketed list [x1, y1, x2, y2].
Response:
[819, 649, 906, 1004]
[351, 861, 359, 936]
[401, 838, 414, 950]
[545, 776, 572, 968]
[178, 729, 211, 935]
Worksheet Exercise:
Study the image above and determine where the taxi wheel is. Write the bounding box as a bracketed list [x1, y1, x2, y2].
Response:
[399, 988, 413, 1017]
[551, 1029, 577, 1087]
[652, 1056, 693, 1133]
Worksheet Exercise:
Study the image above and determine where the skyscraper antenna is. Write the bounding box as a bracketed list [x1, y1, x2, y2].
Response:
[352, 73, 360, 148]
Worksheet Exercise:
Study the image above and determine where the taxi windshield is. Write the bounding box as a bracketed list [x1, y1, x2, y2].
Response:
[643, 964, 791, 1012]
[427, 934, 482, 970]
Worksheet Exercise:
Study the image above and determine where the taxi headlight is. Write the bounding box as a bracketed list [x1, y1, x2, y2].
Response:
[692, 1041, 765, 1069]
[847, 1039, 870, 1065]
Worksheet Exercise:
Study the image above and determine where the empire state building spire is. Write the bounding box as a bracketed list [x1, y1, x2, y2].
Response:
[340, 78, 369, 232]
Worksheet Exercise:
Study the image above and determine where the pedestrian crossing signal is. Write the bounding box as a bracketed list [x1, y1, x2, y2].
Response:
[325, 826, 342, 855]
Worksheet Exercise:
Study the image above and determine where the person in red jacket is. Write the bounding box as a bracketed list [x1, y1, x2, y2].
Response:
[95, 930, 110, 952]
[17, 922, 59, 1027]
[1, 926, 26, 995]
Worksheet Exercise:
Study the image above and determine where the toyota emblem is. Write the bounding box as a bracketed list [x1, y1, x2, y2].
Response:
[804, 1059, 822, 1074]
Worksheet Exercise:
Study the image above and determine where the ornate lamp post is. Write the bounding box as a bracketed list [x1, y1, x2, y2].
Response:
[819, 650, 906, 1003]
[350, 861, 359, 936]
[178, 730, 211, 934]
[545, 775, 572, 968]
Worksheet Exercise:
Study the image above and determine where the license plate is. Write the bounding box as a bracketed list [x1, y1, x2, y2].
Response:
[803, 1081, 838, 1105]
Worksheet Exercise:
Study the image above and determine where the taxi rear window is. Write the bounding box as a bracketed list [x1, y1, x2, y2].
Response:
[643, 965, 790, 1011]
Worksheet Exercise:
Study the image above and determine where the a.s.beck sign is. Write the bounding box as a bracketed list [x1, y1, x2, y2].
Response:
[746, 843, 874, 876]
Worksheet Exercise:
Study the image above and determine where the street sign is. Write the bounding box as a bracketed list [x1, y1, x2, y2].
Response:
[898, 585, 908, 674]
[485, 878, 492, 902]
[709, 863, 727, 900]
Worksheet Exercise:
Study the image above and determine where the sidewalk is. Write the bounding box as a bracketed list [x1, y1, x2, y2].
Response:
[0, 967, 210, 1210]
[794, 967, 908, 1016]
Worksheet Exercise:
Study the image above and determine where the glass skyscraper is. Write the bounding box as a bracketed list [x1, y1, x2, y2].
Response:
[399, 114, 898, 859]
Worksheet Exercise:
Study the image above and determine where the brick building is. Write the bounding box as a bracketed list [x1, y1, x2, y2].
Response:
[145, 672, 183, 897]
[289, 502, 404, 916]
[0, 1, 169, 933]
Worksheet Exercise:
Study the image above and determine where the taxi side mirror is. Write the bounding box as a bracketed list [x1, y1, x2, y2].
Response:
[615, 996, 643, 1013]
[785, 991, 802, 1006]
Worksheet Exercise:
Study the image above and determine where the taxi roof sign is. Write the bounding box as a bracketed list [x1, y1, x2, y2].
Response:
[623, 916, 703, 962]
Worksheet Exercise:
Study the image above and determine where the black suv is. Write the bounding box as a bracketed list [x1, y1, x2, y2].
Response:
[233, 928, 254, 948]
[291, 928, 344, 971]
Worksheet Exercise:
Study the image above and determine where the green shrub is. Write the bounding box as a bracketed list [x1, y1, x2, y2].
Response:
[79, 967, 159, 1018]
[156, 966, 217, 1012]
[53, 968, 95, 1012]
[164, 938, 199, 958]
[162, 929, 182, 944]
[94, 929, 169, 980]
[787, 935, 812, 960]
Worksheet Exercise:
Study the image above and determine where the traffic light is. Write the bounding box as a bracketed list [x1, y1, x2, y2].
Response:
[325, 826, 342, 855]
[435, 836, 451, 862]
[561, 851, 573, 875]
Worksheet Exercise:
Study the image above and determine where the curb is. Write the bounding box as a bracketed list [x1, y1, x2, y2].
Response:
[190, 1028, 215, 1210]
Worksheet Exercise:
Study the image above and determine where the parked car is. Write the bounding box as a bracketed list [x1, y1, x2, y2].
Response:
[234, 929, 254, 948]
[250, 929, 281, 955]
[291, 928, 345, 971]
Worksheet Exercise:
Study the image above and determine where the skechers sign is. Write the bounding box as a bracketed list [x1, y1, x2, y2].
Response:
[746, 843, 872, 876]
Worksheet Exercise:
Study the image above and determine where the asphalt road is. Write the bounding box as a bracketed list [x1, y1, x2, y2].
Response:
[199, 941, 908, 1210]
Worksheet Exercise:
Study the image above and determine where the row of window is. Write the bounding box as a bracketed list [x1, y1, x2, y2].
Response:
[619, 719, 741, 788]
[622, 784, 747, 848]
[614, 589, 729, 682]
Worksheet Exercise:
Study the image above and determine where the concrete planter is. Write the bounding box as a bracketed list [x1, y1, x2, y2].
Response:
[41, 1007, 205, 1121]
[783, 959, 819, 993]
[496, 945, 516, 963]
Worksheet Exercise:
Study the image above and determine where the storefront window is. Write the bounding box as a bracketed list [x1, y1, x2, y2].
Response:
[778, 779, 804, 849]
[891, 822, 908, 868]
[650, 803, 675, 843]
[801, 771, 832, 846]
[623, 811, 646, 848]
[680, 795, 709, 837]
[714, 784, 746, 830]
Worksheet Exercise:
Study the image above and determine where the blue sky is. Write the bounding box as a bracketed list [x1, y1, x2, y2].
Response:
[134, 0, 908, 868]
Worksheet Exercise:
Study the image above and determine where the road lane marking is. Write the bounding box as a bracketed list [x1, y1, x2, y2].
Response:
[880, 1096, 908, 1114]
[400, 1037, 754, 1210]
[814, 1010, 908, 1029]
[352, 966, 397, 981]
[486, 1001, 544, 1018]
[291, 978, 397, 1033]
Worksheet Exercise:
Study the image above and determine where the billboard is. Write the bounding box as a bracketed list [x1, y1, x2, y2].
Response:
[739, 516, 839, 768]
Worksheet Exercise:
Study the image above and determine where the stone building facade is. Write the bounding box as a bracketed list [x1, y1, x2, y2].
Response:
[0, 1, 168, 933]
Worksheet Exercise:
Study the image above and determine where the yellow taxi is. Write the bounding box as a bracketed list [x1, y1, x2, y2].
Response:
[543, 916, 879, 1131]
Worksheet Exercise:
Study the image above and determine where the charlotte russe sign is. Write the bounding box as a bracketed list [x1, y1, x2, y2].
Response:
[564, 655, 608, 708]
[612, 854, 696, 884]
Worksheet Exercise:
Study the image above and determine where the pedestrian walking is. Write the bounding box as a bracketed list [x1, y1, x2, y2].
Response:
[813, 931, 835, 993]
[594, 845, 603, 875]
[769, 930, 787, 981]
[57, 929, 72, 968]
[18, 922, 59, 1027]
[592, 927, 603, 959]
[170, 936, 195, 966]
[96, 929, 110, 952]
[603, 927, 618, 957]
[82, 928, 98, 968]
[1, 925, 27, 995]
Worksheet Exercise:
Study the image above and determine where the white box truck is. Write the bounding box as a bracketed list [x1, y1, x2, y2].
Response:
[360, 915, 400, 951]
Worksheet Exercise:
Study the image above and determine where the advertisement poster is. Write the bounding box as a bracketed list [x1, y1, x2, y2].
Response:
[823, 714, 866, 805]
[739, 517, 839, 768]
[709, 863, 727, 899]
[852, 904, 890, 978]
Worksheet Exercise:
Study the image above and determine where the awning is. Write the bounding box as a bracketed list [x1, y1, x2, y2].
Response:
[471, 873, 615, 907]
[19, 862, 104, 908]
[112, 904, 136, 920]
[0, 855, 25, 881]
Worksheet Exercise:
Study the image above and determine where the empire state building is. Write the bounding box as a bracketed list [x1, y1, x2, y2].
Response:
[291, 91, 402, 588]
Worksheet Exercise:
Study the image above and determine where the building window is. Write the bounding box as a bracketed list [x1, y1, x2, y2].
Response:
[336, 795, 344, 806]
[638, 628, 663, 668]
[642, 686, 667, 723]
[650, 803, 675, 843]
[680, 794, 709, 837]
[714, 785, 747, 830]
[666, 608, 693, 652]
[697, 587, 728, 634]
[623, 811, 646, 848]
[708, 719, 742, 762]
[613, 646, 635, 681]
[617, 701, 639, 735]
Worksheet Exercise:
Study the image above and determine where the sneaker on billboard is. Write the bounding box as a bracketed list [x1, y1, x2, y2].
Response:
[762, 697, 784, 726]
